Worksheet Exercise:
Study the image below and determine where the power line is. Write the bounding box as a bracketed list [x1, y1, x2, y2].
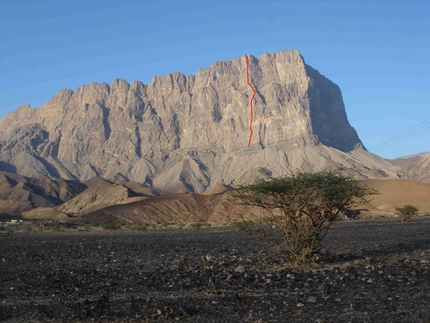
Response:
[370, 118, 430, 150]
[370, 118, 430, 153]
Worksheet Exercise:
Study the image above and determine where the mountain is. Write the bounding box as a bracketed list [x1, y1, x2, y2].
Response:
[0, 50, 400, 193]
[390, 153, 430, 183]
[396, 152, 430, 159]
[0, 171, 86, 216]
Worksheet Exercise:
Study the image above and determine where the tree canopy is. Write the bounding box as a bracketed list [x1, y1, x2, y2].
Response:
[233, 170, 377, 266]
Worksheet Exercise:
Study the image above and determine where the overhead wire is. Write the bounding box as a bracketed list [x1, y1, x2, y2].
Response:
[370, 118, 430, 153]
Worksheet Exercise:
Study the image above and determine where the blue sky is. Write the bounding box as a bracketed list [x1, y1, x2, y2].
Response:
[1, 0, 429, 159]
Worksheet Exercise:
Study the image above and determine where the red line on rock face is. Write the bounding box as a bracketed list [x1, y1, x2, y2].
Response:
[245, 55, 256, 148]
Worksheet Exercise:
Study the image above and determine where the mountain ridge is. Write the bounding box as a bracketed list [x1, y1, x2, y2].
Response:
[0, 50, 401, 192]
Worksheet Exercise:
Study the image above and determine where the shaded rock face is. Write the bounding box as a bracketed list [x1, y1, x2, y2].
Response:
[0, 50, 399, 192]
[305, 65, 359, 152]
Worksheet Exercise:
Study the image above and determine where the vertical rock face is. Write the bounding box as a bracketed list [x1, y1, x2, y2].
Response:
[0, 50, 399, 192]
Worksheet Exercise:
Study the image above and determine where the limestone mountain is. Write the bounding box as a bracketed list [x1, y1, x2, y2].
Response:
[0, 50, 400, 192]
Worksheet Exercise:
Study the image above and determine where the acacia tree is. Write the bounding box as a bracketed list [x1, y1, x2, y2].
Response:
[233, 170, 377, 266]
[395, 204, 418, 221]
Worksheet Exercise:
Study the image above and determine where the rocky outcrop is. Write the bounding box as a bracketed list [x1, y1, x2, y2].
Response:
[0, 50, 401, 192]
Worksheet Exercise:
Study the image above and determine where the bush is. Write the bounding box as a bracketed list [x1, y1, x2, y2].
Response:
[62, 222, 75, 229]
[233, 170, 377, 266]
[51, 223, 61, 232]
[148, 223, 157, 229]
[189, 222, 211, 229]
[4, 227, 16, 234]
[102, 223, 123, 231]
[126, 223, 148, 231]
[395, 204, 418, 221]
[188, 222, 202, 229]
[230, 220, 255, 233]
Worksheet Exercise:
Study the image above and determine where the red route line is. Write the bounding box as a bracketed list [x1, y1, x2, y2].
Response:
[245, 55, 256, 147]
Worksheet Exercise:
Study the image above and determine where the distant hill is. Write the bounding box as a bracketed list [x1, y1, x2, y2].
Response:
[390, 153, 430, 183]
[360, 179, 430, 215]
[22, 181, 161, 220]
[23, 178, 427, 224]
[396, 152, 430, 159]
[0, 171, 86, 216]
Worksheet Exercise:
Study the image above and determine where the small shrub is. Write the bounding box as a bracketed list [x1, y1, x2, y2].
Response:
[51, 223, 61, 232]
[395, 204, 418, 221]
[126, 223, 148, 231]
[62, 222, 74, 229]
[231, 220, 255, 233]
[4, 227, 15, 234]
[189, 222, 211, 229]
[189, 222, 202, 229]
[102, 223, 122, 230]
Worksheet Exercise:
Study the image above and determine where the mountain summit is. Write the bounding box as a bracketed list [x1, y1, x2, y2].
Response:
[0, 50, 399, 192]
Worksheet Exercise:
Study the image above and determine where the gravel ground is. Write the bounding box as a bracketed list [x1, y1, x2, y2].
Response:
[1, 218, 430, 322]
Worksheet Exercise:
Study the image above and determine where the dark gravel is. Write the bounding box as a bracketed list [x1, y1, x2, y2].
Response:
[1, 218, 430, 322]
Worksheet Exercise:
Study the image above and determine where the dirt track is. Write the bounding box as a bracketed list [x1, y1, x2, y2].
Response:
[1, 218, 430, 322]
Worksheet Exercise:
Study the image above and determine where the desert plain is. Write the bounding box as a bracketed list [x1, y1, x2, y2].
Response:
[1, 216, 430, 323]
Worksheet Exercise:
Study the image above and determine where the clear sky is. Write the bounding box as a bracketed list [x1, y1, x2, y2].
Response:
[1, 0, 429, 159]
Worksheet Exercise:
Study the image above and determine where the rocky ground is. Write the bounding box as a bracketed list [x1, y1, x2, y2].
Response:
[1, 218, 430, 322]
